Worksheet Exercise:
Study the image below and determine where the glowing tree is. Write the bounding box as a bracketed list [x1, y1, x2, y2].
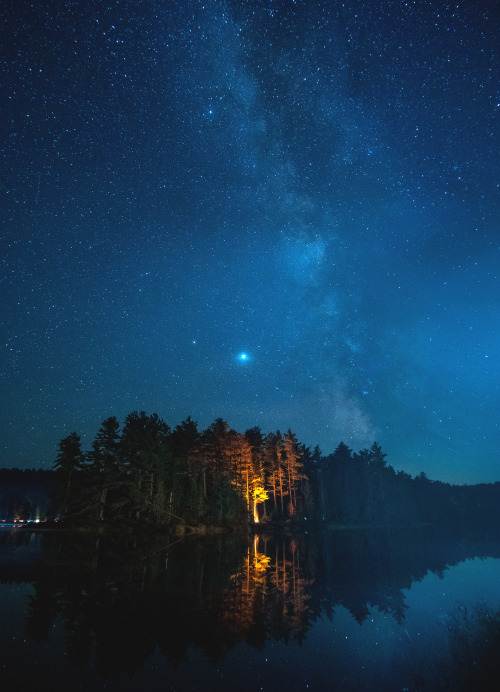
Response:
[251, 478, 269, 522]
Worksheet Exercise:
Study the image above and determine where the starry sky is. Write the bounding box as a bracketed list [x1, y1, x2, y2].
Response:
[2, 0, 499, 483]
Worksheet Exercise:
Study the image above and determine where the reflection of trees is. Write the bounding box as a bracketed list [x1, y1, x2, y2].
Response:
[221, 534, 312, 648]
[18, 531, 314, 673]
[26, 578, 59, 643]
[307, 529, 411, 625]
[265, 536, 312, 643]
[222, 536, 266, 641]
[3, 523, 500, 680]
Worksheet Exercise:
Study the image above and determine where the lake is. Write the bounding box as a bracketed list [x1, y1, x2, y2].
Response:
[1, 524, 499, 691]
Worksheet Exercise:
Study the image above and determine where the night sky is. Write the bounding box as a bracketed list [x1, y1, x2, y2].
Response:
[2, 0, 499, 483]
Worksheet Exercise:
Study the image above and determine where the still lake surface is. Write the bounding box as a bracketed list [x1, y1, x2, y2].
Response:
[1, 524, 499, 691]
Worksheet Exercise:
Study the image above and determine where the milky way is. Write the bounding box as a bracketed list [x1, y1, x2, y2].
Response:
[1, 0, 499, 482]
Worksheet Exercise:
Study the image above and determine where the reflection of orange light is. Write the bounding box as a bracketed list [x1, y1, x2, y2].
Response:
[253, 535, 270, 573]
[254, 553, 270, 572]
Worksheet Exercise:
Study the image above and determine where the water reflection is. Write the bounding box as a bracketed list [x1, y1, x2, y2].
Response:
[1, 524, 500, 688]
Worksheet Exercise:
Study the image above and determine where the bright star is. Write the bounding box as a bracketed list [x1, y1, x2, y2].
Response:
[238, 352, 249, 361]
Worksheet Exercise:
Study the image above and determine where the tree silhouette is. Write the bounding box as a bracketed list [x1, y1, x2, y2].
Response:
[53, 432, 84, 521]
[87, 416, 121, 521]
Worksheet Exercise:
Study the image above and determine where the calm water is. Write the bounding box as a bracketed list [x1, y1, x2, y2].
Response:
[1, 525, 500, 691]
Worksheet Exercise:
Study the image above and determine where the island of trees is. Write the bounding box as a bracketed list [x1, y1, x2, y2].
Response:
[1, 410, 500, 528]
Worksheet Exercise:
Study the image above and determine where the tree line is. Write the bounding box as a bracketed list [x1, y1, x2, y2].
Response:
[307, 440, 500, 525]
[2, 410, 500, 527]
[53, 412, 308, 526]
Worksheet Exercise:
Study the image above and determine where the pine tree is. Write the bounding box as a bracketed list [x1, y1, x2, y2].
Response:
[168, 417, 199, 521]
[53, 432, 84, 520]
[120, 411, 171, 522]
[87, 416, 122, 521]
[263, 432, 285, 517]
[282, 430, 304, 517]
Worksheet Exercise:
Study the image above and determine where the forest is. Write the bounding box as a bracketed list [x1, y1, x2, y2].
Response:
[1, 410, 500, 527]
